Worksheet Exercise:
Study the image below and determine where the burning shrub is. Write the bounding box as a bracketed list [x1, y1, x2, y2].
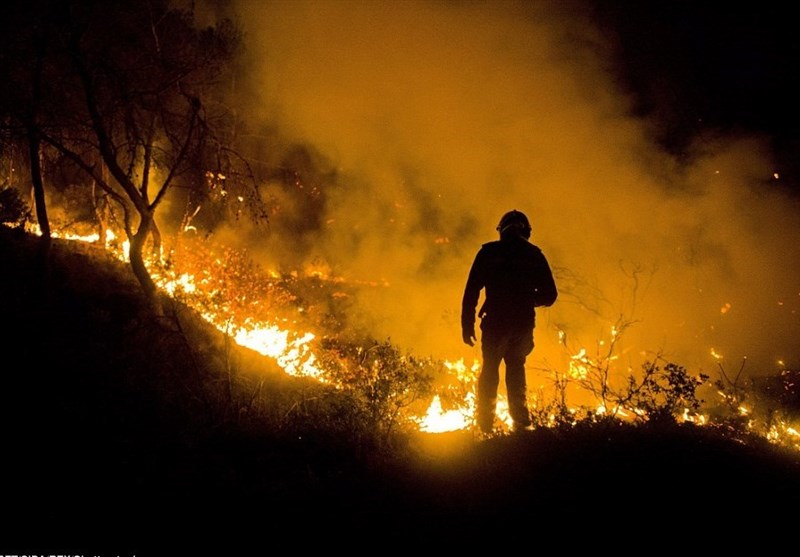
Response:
[529, 374, 581, 429]
[707, 364, 800, 451]
[162, 234, 298, 327]
[553, 315, 710, 426]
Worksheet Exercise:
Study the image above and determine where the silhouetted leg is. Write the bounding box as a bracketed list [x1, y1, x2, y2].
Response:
[478, 335, 503, 433]
[506, 328, 534, 429]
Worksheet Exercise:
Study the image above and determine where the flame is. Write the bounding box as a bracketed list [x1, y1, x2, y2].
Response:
[417, 393, 474, 433]
[161, 273, 197, 295]
[443, 357, 480, 381]
[23, 223, 800, 447]
[680, 408, 707, 424]
[32, 224, 326, 383]
[232, 324, 322, 379]
[417, 358, 479, 432]
[417, 357, 518, 433]
[569, 348, 589, 379]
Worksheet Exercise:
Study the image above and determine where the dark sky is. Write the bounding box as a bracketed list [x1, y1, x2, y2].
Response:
[586, 1, 799, 191]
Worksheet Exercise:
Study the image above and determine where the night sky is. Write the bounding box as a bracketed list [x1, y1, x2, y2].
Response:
[586, 0, 799, 192]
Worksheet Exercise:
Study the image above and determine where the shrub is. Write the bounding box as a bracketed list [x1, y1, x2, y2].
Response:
[627, 360, 708, 424]
[0, 186, 30, 228]
[317, 336, 436, 445]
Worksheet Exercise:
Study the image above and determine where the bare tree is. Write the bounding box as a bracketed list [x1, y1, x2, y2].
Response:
[30, 0, 257, 313]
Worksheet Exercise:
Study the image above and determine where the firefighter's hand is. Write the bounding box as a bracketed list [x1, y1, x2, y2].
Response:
[462, 327, 476, 347]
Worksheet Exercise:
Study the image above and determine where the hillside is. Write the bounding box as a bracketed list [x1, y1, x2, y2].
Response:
[2, 225, 799, 553]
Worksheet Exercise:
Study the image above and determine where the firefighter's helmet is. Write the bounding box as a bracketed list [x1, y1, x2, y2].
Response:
[496, 210, 531, 238]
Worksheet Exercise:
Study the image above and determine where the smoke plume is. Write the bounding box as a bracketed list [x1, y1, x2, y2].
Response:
[214, 0, 800, 385]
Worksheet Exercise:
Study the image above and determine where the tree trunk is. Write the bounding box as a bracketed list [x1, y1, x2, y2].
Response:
[92, 182, 109, 247]
[92, 162, 110, 246]
[149, 219, 162, 260]
[129, 213, 161, 315]
[27, 129, 50, 241]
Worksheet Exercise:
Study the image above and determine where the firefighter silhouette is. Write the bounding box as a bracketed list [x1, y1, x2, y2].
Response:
[461, 210, 558, 434]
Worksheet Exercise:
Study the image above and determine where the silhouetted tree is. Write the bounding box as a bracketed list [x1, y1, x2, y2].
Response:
[61, 0, 246, 312]
[0, 2, 64, 240]
[1, 0, 263, 313]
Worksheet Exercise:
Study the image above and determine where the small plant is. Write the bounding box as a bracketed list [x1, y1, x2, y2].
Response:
[317, 336, 436, 444]
[552, 313, 708, 426]
[708, 363, 800, 450]
[563, 315, 638, 419]
[713, 358, 750, 413]
[530, 371, 577, 428]
[626, 359, 708, 424]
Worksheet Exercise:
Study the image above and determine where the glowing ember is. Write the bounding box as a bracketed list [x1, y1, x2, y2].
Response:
[569, 348, 589, 379]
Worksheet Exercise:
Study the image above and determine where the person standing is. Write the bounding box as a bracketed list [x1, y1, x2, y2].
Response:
[461, 209, 558, 434]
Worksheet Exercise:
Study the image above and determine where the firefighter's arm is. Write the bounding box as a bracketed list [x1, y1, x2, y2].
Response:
[533, 254, 558, 307]
[461, 254, 484, 346]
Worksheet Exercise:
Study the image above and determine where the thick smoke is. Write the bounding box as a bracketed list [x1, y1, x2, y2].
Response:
[221, 0, 799, 384]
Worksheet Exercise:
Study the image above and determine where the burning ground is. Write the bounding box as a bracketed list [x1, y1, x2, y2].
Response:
[2, 226, 799, 552]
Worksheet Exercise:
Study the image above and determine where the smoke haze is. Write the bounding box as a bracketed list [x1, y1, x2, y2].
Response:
[216, 0, 800, 384]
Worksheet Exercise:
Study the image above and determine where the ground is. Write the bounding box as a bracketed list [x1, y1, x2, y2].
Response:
[1, 226, 798, 553]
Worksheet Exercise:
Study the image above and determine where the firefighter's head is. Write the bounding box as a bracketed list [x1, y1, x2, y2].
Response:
[496, 210, 531, 240]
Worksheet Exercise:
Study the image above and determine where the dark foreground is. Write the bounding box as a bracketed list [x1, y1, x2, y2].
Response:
[2, 227, 799, 553]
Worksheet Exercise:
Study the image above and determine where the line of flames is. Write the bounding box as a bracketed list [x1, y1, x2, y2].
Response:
[28, 225, 800, 446]
[37, 227, 479, 432]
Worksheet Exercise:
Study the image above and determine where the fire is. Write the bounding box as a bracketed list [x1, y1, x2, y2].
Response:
[161, 273, 197, 295]
[417, 393, 474, 433]
[417, 358, 479, 433]
[569, 348, 589, 379]
[444, 357, 480, 381]
[680, 408, 707, 424]
[416, 392, 516, 433]
[40, 226, 471, 430]
[232, 324, 321, 379]
[23, 223, 800, 447]
[416, 357, 519, 433]
[33, 224, 326, 383]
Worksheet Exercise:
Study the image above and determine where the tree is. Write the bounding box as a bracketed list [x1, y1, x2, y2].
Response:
[27, 0, 259, 313]
[0, 2, 61, 240]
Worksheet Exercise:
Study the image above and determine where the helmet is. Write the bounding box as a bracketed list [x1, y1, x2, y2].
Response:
[496, 210, 531, 238]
